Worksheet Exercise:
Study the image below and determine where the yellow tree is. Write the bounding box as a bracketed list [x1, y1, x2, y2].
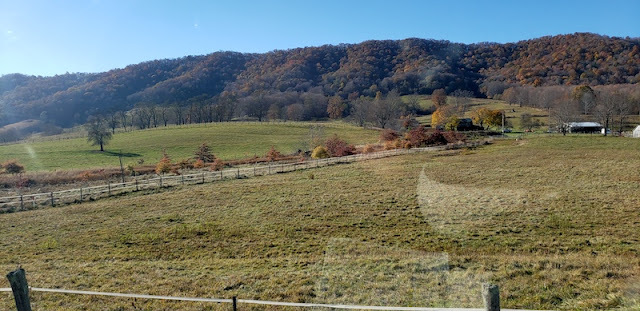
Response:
[431, 106, 452, 128]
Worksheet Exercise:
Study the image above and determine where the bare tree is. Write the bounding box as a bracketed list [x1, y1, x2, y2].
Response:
[551, 100, 579, 136]
[594, 89, 620, 136]
[350, 97, 371, 127]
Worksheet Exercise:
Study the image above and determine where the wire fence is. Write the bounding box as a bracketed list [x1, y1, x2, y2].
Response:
[0, 141, 487, 211]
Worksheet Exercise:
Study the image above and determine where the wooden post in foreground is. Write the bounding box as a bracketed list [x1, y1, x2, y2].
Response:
[482, 283, 500, 311]
[232, 296, 237, 311]
[6, 268, 32, 311]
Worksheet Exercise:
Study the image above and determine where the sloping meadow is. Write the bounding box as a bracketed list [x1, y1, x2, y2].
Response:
[1, 136, 639, 310]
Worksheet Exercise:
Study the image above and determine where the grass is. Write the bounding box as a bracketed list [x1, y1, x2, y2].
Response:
[1, 135, 639, 310]
[0, 121, 379, 172]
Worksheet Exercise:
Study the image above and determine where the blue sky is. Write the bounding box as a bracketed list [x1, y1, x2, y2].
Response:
[1, 0, 639, 76]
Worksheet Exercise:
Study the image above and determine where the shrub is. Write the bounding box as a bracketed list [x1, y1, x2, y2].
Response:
[178, 159, 194, 170]
[193, 159, 205, 168]
[444, 131, 467, 144]
[311, 146, 329, 159]
[2, 160, 25, 175]
[380, 129, 399, 142]
[384, 139, 404, 150]
[324, 135, 355, 157]
[156, 150, 172, 175]
[425, 130, 448, 146]
[266, 146, 282, 161]
[404, 125, 429, 148]
[194, 143, 215, 163]
[126, 163, 136, 176]
[16, 177, 34, 188]
[362, 144, 377, 154]
[211, 158, 225, 171]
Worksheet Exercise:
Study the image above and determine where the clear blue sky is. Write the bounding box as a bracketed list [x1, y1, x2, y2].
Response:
[1, 0, 639, 77]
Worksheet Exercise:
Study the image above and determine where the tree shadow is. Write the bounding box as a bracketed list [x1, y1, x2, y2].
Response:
[99, 150, 141, 157]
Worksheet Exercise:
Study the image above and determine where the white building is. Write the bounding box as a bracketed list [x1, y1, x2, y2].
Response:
[633, 125, 640, 138]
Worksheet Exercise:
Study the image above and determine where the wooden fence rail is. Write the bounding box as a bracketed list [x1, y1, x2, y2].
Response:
[2, 268, 533, 311]
[0, 141, 486, 211]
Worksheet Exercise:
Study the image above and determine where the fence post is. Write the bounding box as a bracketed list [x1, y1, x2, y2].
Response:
[20, 195, 24, 210]
[232, 296, 237, 311]
[108, 183, 111, 196]
[236, 168, 240, 179]
[254, 166, 256, 176]
[181, 175, 184, 185]
[268, 163, 271, 174]
[135, 178, 138, 191]
[482, 283, 500, 311]
[202, 172, 205, 183]
[50, 192, 54, 207]
[220, 170, 223, 180]
[159, 176, 163, 188]
[80, 188, 83, 201]
[6, 268, 32, 311]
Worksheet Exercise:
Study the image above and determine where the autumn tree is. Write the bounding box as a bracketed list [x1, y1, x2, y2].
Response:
[156, 150, 172, 175]
[327, 95, 347, 119]
[431, 88, 447, 108]
[445, 116, 460, 131]
[266, 146, 282, 161]
[194, 143, 215, 163]
[572, 85, 596, 115]
[430, 106, 452, 129]
[86, 116, 112, 152]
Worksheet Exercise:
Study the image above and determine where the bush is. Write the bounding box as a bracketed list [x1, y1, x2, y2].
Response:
[443, 131, 467, 144]
[404, 126, 429, 148]
[424, 130, 448, 146]
[311, 146, 329, 159]
[362, 144, 377, 154]
[384, 139, 402, 150]
[2, 160, 25, 175]
[193, 159, 205, 168]
[194, 143, 215, 163]
[266, 146, 282, 161]
[178, 159, 194, 170]
[156, 151, 172, 175]
[324, 135, 355, 157]
[210, 158, 225, 171]
[380, 129, 400, 142]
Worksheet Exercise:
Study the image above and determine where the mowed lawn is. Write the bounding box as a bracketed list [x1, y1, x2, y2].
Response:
[1, 136, 639, 310]
[0, 122, 379, 171]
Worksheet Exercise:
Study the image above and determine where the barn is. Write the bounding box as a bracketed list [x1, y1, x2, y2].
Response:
[633, 125, 640, 138]
[567, 122, 603, 134]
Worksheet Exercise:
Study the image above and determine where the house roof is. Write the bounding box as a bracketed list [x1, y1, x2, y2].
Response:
[568, 122, 602, 128]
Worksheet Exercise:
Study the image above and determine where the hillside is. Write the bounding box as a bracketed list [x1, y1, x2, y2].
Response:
[1, 136, 639, 310]
[1, 33, 638, 127]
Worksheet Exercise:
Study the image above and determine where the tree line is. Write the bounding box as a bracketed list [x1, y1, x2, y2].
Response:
[1, 33, 638, 129]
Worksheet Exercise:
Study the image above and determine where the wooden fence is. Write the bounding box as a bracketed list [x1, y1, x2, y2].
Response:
[0, 142, 485, 211]
[1, 268, 524, 311]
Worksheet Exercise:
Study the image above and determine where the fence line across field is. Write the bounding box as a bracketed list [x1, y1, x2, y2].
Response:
[1, 141, 485, 210]
[0, 285, 543, 311]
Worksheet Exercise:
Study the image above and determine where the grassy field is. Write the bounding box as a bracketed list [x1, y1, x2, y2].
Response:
[1, 135, 639, 310]
[0, 121, 379, 172]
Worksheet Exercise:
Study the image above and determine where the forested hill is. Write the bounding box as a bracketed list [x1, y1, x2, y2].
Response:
[1, 33, 639, 127]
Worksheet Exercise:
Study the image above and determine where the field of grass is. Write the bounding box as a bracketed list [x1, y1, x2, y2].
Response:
[0, 121, 379, 172]
[1, 135, 639, 310]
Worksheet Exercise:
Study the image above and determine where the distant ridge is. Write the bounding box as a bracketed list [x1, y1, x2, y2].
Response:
[1, 33, 638, 127]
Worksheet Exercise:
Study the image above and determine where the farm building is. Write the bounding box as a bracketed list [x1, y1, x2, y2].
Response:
[633, 125, 640, 138]
[567, 122, 603, 134]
